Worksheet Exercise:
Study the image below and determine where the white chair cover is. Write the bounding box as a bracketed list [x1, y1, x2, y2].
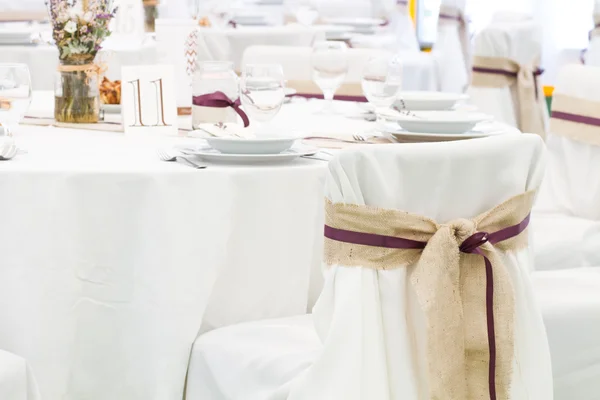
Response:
[491, 11, 533, 23]
[196, 26, 320, 72]
[0, 350, 40, 400]
[532, 64, 600, 270]
[388, 0, 420, 52]
[316, 0, 373, 18]
[468, 20, 549, 134]
[187, 134, 554, 400]
[432, 0, 469, 93]
[532, 268, 600, 399]
[242, 45, 438, 91]
[584, 0, 600, 66]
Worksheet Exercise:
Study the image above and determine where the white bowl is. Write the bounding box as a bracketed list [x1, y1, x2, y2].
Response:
[204, 135, 301, 154]
[394, 91, 469, 111]
[386, 111, 491, 134]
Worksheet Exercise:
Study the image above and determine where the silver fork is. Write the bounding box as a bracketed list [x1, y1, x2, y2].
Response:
[157, 149, 207, 169]
[352, 134, 367, 142]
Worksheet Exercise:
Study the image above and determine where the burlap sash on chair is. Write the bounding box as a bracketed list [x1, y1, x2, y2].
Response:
[286, 80, 367, 102]
[324, 190, 537, 400]
[550, 93, 600, 146]
[472, 56, 545, 136]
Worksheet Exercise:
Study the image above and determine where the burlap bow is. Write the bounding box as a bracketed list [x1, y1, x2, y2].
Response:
[550, 93, 600, 146]
[324, 190, 537, 400]
[471, 56, 546, 137]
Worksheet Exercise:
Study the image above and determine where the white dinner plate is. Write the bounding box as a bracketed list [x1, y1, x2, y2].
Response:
[202, 135, 302, 154]
[381, 120, 519, 141]
[284, 87, 297, 97]
[394, 91, 469, 111]
[380, 110, 491, 134]
[182, 146, 318, 163]
[322, 17, 385, 27]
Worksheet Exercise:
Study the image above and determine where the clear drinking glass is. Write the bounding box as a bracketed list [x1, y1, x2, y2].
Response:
[240, 64, 285, 135]
[311, 41, 348, 114]
[0, 63, 32, 136]
[361, 55, 402, 123]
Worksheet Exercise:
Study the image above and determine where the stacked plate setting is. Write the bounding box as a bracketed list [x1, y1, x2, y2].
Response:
[377, 91, 516, 141]
[186, 127, 317, 163]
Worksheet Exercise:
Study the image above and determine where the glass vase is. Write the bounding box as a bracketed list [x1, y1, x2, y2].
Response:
[54, 56, 100, 123]
[192, 61, 239, 129]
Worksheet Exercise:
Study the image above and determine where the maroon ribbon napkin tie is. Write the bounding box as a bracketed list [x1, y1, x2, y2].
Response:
[324, 213, 531, 400]
[192, 91, 250, 127]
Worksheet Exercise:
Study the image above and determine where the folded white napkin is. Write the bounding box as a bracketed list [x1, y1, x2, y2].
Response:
[194, 123, 255, 139]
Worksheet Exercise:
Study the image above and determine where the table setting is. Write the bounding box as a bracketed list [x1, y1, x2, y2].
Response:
[0, 2, 529, 400]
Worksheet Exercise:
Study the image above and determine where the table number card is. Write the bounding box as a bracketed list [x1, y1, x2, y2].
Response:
[110, 0, 146, 45]
[121, 65, 177, 136]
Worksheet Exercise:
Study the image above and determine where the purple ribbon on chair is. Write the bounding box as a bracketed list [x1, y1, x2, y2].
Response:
[551, 110, 600, 126]
[324, 213, 531, 400]
[472, 66, 544, 99]
[192, 91, 250, 127]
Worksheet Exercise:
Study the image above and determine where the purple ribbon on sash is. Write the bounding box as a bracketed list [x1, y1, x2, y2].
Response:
[192, 91, 250, 127]
[472, 66, 544, 99]
[551, 110, 600, 126]
[324, 213, 531, 400]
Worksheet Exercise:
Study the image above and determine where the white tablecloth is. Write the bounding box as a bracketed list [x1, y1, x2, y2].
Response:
[0, 41, 157, 90]
[0, 97, 334, 399]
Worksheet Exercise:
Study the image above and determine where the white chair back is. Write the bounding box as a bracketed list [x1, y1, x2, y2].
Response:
[197, 27, 321, 72]
[432, 0, 468, 93]
[0, 349, 41, 400]
[584, 0, 600, 66]
[286, 135, 553, 399]
[537, 64, 600, 220]
[468, 20, 548, 135]
[242, 45, 389, 83]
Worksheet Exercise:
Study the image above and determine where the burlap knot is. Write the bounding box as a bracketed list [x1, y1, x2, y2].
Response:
[324, 190, 537, 400]
[471, 56, 545, 137]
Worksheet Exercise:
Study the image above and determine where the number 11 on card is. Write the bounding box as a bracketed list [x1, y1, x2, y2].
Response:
[127, 78, 171, 127]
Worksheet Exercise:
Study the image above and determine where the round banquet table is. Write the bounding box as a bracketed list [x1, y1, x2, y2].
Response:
[0, 121, 327, 400]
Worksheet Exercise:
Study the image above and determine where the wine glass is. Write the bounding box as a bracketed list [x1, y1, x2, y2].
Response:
[361, 55, 402, 125]
[0, 63, 32, 137]
[240, 64, 286, 136]
[311, 41, 348, 114]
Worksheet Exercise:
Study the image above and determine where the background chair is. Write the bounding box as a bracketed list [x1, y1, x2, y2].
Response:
[469, 18, 548, 137]
[532, 64, 600, 271]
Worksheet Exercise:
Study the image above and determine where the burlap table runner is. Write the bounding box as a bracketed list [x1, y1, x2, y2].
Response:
[472, 56, 545, 137]
[324, 189, 537, 399]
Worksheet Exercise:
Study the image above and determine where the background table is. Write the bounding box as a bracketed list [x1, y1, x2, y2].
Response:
[0, 119, 325, 399]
